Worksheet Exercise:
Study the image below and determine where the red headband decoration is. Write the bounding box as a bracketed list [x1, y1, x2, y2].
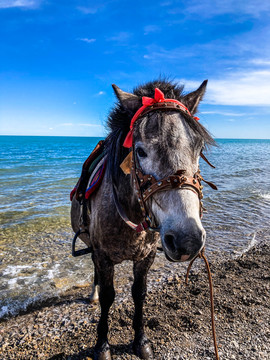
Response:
[123, 88, 199, 148]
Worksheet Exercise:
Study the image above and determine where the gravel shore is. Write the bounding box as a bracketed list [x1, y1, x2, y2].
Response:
[0, 241, 269, 360]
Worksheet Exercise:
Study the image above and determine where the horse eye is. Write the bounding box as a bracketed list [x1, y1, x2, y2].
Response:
[137, 147, 147, 158]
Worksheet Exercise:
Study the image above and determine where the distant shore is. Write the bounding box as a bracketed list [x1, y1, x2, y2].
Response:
[0, 241, 269, 359]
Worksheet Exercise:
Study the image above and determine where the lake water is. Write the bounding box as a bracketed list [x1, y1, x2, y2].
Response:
[0, 136, 269, 319]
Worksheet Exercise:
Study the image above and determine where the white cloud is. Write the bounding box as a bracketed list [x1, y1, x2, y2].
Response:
[170, 0, 270, 18]
[160, 1, 172, 6]
[93, 91, 106, 97]
[56, 122, 103, 129]
[58, 123, 73, 127]
[78, 38, 96, 44]
[143, 24, 270, 65]
[77, 6, 98, 14]
[107, 32, 132, 44]
[249, 59, 270, 66]
[201, 111, 246, 117]
[78, 123, 103, 128]
[144, 25, 160, 35]
[143, 44, 195, 61]
[181, 68, 270, 106]
[0, 0, 40, 8]
[207, 70, 270, 106]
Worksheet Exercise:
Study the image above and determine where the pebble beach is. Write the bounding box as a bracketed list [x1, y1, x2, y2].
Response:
[0, 240, 269, 360]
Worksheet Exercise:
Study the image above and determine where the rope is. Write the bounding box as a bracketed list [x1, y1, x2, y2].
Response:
[185, 248, 220, 360]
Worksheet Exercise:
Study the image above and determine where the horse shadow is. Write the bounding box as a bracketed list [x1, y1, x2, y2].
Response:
[48, 342, 135, 359]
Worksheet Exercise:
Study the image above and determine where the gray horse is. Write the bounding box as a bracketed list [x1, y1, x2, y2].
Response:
[71, 79, 215, 360]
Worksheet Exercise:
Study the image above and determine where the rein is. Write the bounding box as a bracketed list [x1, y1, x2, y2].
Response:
[185, 248, 220, 360]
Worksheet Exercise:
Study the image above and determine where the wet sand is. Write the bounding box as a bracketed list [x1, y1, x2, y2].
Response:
[0, 241, 269, 359]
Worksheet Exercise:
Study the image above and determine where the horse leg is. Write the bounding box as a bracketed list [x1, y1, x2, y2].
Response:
[132, 250, 155, 359]
[90, 261, 99, 303]
[93, 255, 115, 360]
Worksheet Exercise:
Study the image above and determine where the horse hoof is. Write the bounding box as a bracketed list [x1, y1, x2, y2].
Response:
[133, 338, 153, 359]
[94, 350, 111, 360]
[90, 284, 100, 303]
[94, 342, 111, 360]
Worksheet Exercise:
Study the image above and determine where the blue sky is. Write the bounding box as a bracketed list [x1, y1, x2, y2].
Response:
[0, 0, 270, 139]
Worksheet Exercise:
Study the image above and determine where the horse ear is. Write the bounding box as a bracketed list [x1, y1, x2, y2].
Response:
[112, 84, 141, 112]
[182, 80, 208, 115]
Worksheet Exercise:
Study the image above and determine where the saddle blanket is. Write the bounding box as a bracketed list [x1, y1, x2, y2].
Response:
[70, 140, 107, 201]
[85, 156, 106, 199]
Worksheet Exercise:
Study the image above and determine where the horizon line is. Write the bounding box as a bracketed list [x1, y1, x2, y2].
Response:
[0, 135, 270, 140]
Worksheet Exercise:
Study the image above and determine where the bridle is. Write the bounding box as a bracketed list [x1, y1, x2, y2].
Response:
[113, 89, 217, 233]
[132, 145, 203, 229]
[130, 144, 217, 231]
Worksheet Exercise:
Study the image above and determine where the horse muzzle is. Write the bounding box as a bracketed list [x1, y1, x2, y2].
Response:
[161, 228, 206, 262]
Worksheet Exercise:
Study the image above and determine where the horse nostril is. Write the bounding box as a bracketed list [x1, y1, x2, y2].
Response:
[164, 234, 176, 253]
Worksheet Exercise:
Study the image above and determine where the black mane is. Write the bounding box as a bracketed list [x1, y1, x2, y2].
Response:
[104, 79, 215, 183]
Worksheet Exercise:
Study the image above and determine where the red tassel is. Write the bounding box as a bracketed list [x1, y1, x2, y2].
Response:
[123, 130, 133, 148]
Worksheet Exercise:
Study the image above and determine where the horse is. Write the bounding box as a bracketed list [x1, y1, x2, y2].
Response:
[71, 79, 216, 360]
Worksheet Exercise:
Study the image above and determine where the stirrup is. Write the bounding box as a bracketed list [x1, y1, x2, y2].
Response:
[72, 229, 93, 257]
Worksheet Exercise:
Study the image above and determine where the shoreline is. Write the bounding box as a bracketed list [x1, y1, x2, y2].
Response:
[0, 241, 269, 359]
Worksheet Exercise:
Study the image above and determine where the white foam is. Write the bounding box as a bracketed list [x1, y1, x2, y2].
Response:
[232, 232, 258, 258]
[259, 192, 270, 200]
[3, 262, 48, 277]
[7, 278, 18, 286]
[0, 305, 9, 318]
[0, 293, 49, 319]
[248, 233, 257, 249]
[242, 233, 257, 254]
[3, 262, 50, 290]
[46, 263, 60, 280]
[3, 264, 33, 276]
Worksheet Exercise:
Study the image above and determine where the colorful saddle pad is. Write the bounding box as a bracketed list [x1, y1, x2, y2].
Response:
[70, 140, 106, 201]
[85, 156, 106, 199]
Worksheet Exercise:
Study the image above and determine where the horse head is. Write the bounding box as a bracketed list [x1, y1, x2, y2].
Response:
[113, 80, 215, 262]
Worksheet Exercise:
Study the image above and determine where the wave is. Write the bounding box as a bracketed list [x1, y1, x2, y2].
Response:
[259, 192, 270, 200]
[0, 293, 49, 319]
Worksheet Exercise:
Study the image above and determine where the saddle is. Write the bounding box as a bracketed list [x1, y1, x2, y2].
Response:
[70, 140, 106, 202]
[70, 140, 106, 257]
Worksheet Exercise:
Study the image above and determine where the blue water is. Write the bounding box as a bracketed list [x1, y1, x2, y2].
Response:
[0, 136, 270, 319]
